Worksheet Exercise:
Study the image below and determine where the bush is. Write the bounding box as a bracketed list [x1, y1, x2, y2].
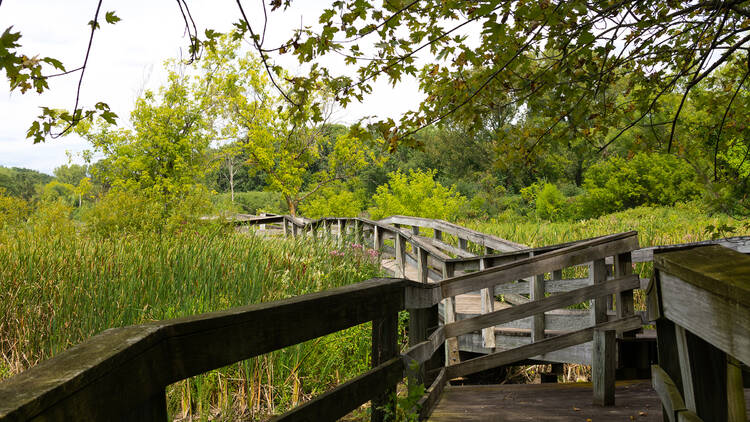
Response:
[368, 169, 467, 220]
[536, 183, 568, 220]
[83, 190, 164, 236]
[0, 188, 30, 229]
[577, 152, 701, 218]
[299, 184, 364, 218]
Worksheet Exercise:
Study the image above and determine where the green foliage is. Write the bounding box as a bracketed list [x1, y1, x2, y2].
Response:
[53, 164, 89, 186]
[535, 183, 568, 221]
[299, 184, 364, 218]
[0, 188, 30, 229]
[82, 190, 163, 237]
[0, 224, 381, 419]
[221, 191, 289, 215]
[0, 166, 54, 200]
[369, 169, 467, 220]
[82, 67, 213, 208]
[577, 153, 701, 218]
[39, 180, 76, 205]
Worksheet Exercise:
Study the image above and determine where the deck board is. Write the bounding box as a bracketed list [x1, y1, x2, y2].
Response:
[428, 381, 663, 421]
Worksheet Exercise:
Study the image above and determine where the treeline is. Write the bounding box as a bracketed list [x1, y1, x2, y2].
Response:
[3, 34, 749, 229]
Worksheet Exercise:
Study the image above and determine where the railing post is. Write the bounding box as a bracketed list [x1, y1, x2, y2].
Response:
[372, 313, 398, 422]
[591, 258, 615, 406]
[458, 237, 468, 251]
[337, 219, 345, 246]
[396, 233, 406, 278]
[283, 217, 289, 237]
[442, 261, 460, 365]
[417, 246, 429, 284]
[531, 272, 545, 344]
[479, 257, 496, 349]
[409, 304, 440, 386]
[434, 229, 442, 241]
[615, 252, 635, 338]
[324, 219, 332, 239]
[292, 221, 298, 237]
[355, 220, 363, 245]
[593, 328, 616, 406]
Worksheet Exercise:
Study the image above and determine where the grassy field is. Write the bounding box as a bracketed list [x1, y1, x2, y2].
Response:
[0, 225, 383, 420]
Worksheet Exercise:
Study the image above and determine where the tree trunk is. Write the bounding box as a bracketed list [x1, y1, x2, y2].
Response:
[285, 195, 296, 216]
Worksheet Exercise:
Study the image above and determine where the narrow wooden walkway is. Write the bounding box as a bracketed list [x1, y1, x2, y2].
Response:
[429, 381, 750, 421]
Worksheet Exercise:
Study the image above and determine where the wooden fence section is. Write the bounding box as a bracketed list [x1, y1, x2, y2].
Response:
[648, 245, 749, 422]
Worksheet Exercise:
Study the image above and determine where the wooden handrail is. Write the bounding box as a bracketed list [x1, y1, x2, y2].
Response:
[0, 278, 428, 421]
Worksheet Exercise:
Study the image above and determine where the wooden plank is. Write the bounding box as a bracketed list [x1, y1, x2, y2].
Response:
[727, 356, 747, 422]
[403, 327, 446, 366]
[444, 275, 639, 339]
[651, 364, 687, 422]
[417, 247, 429, 284]
[396, 233, 407, 279]
[531, 273, 545, 343]
[418, 368, 447, 420]
[446, 316, 642, 379]
[659, 271, 750, 367]
[442, 262, 460, 366]
[674, 325, 696, 411]
[654, 245, 750, 307]
[421, 236, 473, 259]
[0, 278, 408, 420]
[371, 313, 399, 422]
[615, 252, 636, 338]
[270, 357, 404, 422]
[378, 215, 526, 252]
[479, 258, 495, 349]
[441, 232, 639, 298]
[592, 329, 615, 406]
[633, 235, 750, 263]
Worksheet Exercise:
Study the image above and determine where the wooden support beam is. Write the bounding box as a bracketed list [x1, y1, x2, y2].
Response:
[531, 273, 545, 344]
[396, 233, 407, 279]
[615, 252, 636, 338]
[479, 258, 495, 349]
[442, 262, 460, 366]
[592, 329, 616, 406]
[371, 313, 398, 422]
[417, 247, 429, 284]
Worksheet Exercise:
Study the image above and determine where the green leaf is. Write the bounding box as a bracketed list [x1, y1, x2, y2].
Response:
[105, 11, 121, 24]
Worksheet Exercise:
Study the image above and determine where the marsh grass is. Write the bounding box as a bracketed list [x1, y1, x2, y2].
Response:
[0, 226, 382, 420]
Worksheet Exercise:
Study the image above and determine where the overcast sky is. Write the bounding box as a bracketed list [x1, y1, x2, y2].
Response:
[0, 1, 423, 174]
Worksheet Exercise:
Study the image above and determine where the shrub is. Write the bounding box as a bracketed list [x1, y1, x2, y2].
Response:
[299, 184, 364, 218]
[535, 183, 568, 220]
[577, 152, 700, 218]
[83, 190, 164, 236]
[0, 188, 30, 229]
[368, 169, 467, 220]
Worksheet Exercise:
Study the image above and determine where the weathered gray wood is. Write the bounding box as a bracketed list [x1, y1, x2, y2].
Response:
[591, 259, 608, 325]
[378, 215, 526, 252]
[458, 237, 468, 251]
[417, 247, 429, 284]
[441, 232, 639, 298]
[403, 326, 445, 366]
[615, 253, 636, 338]
[0, 278, 409, 420]
[659, 271, 750, 367]
[270, 357, 404, 422]
[396, 233, 407, 279]
[444, 275, 639, 339]
[446, 316, 641, 379]
[592, 329, 615, 406]
[442, 262, 460, 366]
[654, 245, 750, 309]
[417, 367, 447, 420]
[727, 356, 746, 422]
[633, 235, 750, 263]
[434, 229, 442, 241]
[531, 273, 545, 343]
[652, 364, 688, 422]
[371, 313, 399, 422]
[674, 325, 696, 411]
[479, 258, 495, 349]
[422, 236, 473, 259]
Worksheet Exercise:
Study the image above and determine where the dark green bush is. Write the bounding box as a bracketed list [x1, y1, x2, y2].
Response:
[577, 152, 700, 218]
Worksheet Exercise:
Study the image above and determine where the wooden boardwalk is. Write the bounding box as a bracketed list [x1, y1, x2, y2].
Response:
[428, 381, 663, 421]
[429, 381, 750, 421]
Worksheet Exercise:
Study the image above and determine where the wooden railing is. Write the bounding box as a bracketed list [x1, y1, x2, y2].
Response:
[648, 245, 749, 422]
[1, 215, 649, 420]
